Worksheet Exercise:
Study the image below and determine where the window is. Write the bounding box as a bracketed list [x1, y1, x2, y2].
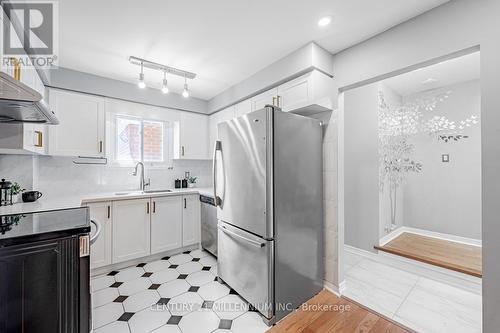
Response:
[113, 114, 168, 166]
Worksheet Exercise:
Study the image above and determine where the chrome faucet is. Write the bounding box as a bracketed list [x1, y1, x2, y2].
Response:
[133, 162, 150, 191]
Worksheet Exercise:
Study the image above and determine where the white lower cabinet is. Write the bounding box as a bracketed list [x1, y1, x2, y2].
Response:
[88, 194, 201, 270]
[88, 202, 112, 269]
[182, 195, 200, 246]
[112, 198, 151, 263]
[151, 196, 183, 254]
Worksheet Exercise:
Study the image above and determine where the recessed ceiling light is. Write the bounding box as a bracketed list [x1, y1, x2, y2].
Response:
[318, 16, 332, 27]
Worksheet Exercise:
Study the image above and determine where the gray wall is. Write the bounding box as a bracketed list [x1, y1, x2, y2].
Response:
[343, 83, 379, 252]
[403, 80, 481, 239]
[331, 0, 500, 330]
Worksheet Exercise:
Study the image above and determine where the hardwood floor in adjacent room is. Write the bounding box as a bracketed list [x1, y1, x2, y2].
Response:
[374, 232, 482, 277]
[267, 290, 411, 333]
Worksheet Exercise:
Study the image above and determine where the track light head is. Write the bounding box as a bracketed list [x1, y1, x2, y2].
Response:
[182, 77, 189, 98]
[138, 63, 146, 89]
[161, 72, 169, 94]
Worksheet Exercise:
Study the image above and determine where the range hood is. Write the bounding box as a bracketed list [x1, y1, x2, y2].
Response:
[0, 71, 58, 124]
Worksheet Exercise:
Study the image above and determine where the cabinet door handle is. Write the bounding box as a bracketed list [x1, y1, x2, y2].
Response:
[276, 95, 281, 107]
[184, 198, 187, 209]
[153, 201, 156, 213]
[34, 131, 43, 147]
[272, 96, 276, 106]
[147, 202, 150, 214]
[181, 145, 185, 156]
[99, 141, 103, 153]
[107, 205, 110, 219]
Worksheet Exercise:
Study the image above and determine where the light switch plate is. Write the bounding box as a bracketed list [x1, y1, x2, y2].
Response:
[442, 154, 450, 162]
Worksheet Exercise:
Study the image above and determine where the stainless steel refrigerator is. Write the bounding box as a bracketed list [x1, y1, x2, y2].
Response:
[212, 105, 323, 325]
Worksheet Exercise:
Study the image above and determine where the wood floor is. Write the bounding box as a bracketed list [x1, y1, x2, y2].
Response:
[267, 290, 411, 333]
[374, 232, 482, 277]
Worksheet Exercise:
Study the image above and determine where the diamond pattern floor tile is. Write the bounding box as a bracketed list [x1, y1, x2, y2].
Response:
[94, 320, 130, 333]
[213, 294, 248, 320]
[168, 292, 203, 316]
[144, 259, 172, 273]
[177, 261, 203, 274]
[179, 310, 220, 333]
[150, 268, 180, 284]
[92, 248, 270, 333]
[93, 302, 124, 329]
[186, 271, 215, 286]
[197, 281, 230, 301]
[128, 306, 171, 333]
[157, 279, 191, 298]
[92, 275, 116, 292]
[168, 253, 193, 265]
[231, 312, 269, 333]
[123, 290, 161, 313]
[93, 287, 120, 308]
[118, 277, 152, 296]
[115, 267, 145, 283]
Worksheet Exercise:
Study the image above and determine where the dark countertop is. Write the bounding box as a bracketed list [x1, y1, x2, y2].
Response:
[0, 207, 90, 247]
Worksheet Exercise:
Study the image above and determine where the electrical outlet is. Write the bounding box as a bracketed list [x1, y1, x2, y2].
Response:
[442, 154, 450, 162]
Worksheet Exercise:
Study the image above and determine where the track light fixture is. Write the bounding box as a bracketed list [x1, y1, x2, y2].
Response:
[161, 71, 169, 94]
[137, 62, 146, 89]
[129, 56, 196, 97]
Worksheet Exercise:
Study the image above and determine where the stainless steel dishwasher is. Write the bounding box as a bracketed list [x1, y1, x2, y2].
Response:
[200, 194, 217, 256]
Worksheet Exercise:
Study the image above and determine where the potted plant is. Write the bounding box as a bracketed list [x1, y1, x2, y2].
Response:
[11, 182, 25, 203]
[187, 176, 197, 188]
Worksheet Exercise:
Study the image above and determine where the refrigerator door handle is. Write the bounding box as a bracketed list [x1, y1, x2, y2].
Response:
[218, 224, 266, 248]
[212, 140, 222, 206]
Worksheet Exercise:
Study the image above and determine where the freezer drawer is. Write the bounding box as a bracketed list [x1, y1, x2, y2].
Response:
[217, 221, 274, 320]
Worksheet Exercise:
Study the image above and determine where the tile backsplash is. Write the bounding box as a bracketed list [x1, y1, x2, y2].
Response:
[0, 154, 212, 200]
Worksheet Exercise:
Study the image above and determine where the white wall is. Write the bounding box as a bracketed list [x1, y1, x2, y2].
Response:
[343, 83, 379, 252]
[332, 0, 500, 330]
[403, 80, 481, 239]
[0, 154, 212, 200]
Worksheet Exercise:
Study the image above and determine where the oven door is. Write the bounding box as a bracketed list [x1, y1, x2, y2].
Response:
[217, 221, 274, 320]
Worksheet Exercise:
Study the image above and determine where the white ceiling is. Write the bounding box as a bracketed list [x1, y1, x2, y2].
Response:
[58, 0, 449, 100]
[383, 51, 480, 96]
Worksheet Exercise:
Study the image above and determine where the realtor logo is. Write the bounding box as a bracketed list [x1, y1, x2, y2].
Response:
[1, 1, 58, 67]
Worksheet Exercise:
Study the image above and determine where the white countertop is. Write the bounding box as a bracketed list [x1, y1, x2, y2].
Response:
[0, 187, 214, 215]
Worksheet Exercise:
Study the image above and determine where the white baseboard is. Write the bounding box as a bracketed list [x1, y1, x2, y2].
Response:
[345, 244, 482, 295]
[323, 280, 346, 297]
[379, 226, 482, 247]
[323, 280, 340, 296]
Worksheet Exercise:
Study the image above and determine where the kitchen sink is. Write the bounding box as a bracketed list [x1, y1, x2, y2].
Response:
[143, 189, 173, 194]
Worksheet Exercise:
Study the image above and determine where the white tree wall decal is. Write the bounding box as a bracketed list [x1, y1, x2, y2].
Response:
[378, 89, 478, 229]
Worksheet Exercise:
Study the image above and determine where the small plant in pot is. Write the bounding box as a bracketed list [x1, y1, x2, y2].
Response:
[11, 182, 25, 203]
[187, 176, 197, 188]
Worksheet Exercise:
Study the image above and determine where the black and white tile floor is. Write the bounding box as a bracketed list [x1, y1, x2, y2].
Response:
[91, 249, 270, 333]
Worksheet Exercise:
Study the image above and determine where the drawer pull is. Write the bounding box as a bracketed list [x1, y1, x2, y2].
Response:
[218, 225, 265, 248]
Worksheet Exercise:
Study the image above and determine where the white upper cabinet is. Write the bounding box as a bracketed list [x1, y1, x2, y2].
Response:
[48, 89, 105, 157]
[112, 198, 151, 263]
[182, 194, 200, 247]
[251, 88, 279, 111]
[151, 196, 183, 254]
[177, 111, 209, 159]
[277, 71, 333, 114]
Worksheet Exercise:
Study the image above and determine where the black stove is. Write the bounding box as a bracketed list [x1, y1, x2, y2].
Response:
[0, 207, 91, 332]
[0, 207, 90, 246]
